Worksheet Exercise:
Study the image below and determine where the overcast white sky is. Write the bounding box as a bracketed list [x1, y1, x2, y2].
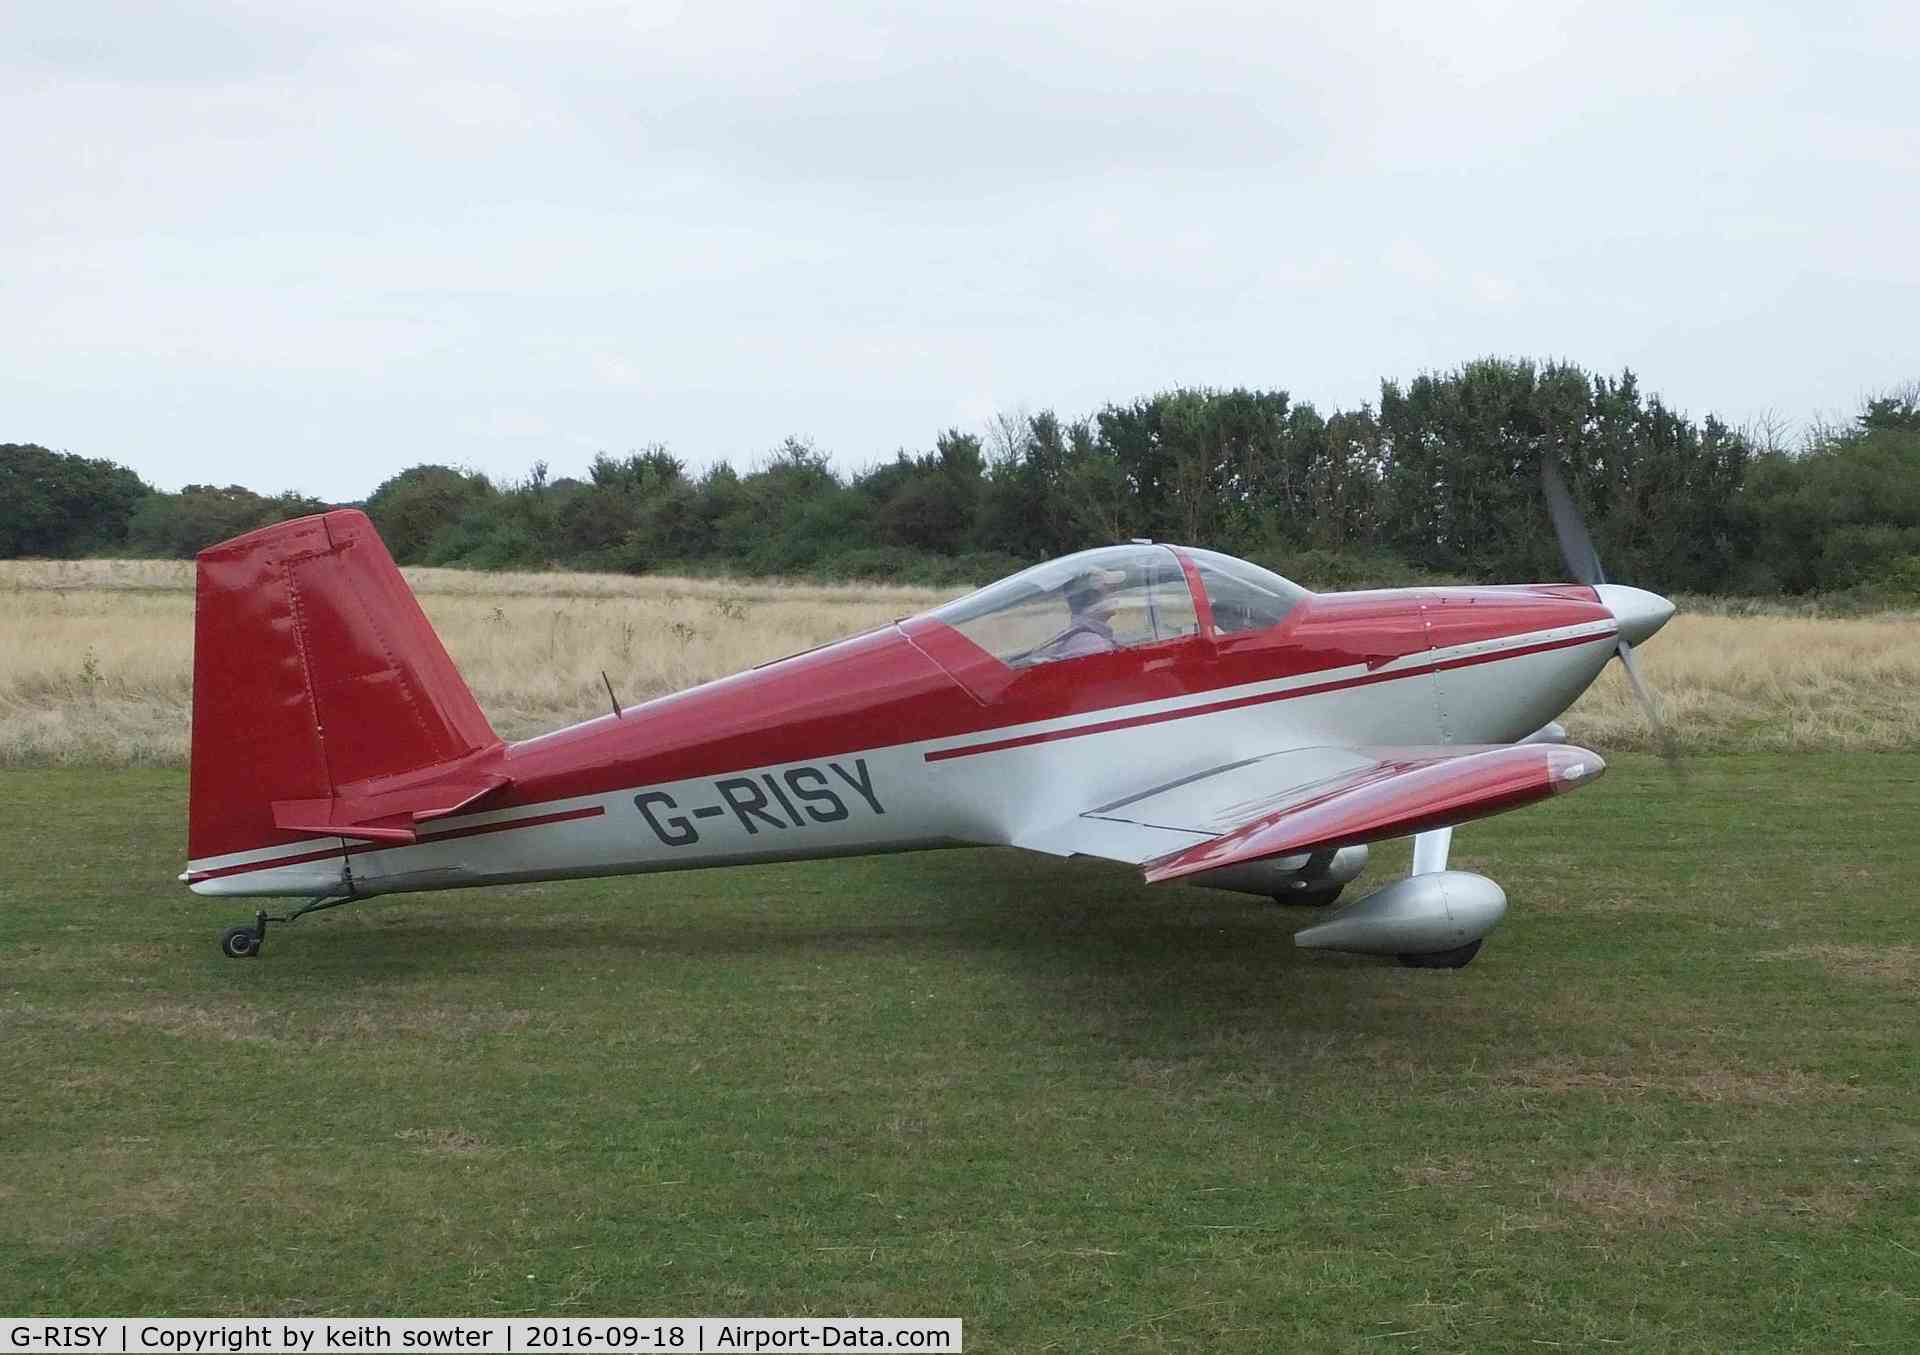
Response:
[5, 1, 1916, 500]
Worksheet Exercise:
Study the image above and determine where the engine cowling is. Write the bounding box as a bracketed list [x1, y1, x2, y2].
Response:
[1189, 844, 1368, 899]
[1292, 870, 1506, 957]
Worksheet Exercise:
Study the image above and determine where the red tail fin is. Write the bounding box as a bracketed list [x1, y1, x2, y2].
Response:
[188, 511, 502, 864]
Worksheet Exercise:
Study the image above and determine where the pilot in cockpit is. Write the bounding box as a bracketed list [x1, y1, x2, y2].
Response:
[1031, 565, 1127, 661]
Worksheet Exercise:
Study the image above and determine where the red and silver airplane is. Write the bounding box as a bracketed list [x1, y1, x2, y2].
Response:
[185, 471, 1672, 969]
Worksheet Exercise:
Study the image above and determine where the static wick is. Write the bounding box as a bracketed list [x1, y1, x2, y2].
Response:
[602, 670, 623, 720]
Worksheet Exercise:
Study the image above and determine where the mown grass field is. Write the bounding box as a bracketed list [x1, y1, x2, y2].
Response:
[3, 757, 1917, 1349]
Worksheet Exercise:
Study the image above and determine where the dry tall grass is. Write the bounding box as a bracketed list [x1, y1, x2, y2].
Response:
[1563, 613, 1920, 753]
[0, 560, 956, 766]
[3, 560, 1915, 766]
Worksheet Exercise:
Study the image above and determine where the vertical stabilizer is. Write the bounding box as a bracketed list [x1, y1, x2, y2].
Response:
[188, 510, 500, 865]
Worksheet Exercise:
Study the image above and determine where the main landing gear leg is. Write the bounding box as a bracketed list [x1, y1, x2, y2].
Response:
[218, 895, 355, 959]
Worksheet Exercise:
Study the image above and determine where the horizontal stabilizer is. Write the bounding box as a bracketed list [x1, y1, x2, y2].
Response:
[1142, 744, 1605, 884]
[272, 773, 513, 844]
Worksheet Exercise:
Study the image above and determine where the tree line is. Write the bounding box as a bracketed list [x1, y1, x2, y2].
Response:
[6, 358, 1917, 598]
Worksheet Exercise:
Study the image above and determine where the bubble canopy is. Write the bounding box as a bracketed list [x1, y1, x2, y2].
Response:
[929, 544, 1307, 666]
[1182, 547, 1308, 635]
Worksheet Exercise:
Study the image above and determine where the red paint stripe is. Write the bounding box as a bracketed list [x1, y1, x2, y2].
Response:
[188, 804, 606, 882]
[416, 804, 604, 844]
[187, 844, 346, 884]
[924, 630, 1614, 763]
[1428, 635, 1613, 674]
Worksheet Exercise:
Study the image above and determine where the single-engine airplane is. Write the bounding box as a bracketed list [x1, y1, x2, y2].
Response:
[186, 468, 1672, 968]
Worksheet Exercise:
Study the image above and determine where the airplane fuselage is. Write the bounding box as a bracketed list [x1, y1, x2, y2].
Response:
[187, 583, 1619, 899]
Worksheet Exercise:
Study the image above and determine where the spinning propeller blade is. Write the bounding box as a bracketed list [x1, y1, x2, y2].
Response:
[1542, 460, 1679, 764]
[1614, 633, 1682, 767]
[1542, 460, 1605, 588]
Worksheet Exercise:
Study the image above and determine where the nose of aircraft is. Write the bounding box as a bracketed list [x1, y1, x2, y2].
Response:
[1593, 584, 1676, 646]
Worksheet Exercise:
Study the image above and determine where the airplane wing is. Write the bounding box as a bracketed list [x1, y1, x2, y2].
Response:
[1014, 743, 1605, 882]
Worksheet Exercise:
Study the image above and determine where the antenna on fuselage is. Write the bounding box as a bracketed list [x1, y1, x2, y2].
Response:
[601, 670, 624, 720]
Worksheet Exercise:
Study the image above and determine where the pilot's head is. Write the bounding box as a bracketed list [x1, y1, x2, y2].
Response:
[1065, 567, 1125, 622]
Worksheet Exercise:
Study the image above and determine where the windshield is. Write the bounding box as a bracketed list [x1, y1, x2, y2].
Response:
[1184, 548, 1307, 634]
[931, 545, 1200, 665]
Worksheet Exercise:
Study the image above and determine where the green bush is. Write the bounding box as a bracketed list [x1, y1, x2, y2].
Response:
[366, 465, 495, 564]
[1875, 555, 1920, 602]
[125, 485, 328, 557]
[1, 444, 151, 557]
